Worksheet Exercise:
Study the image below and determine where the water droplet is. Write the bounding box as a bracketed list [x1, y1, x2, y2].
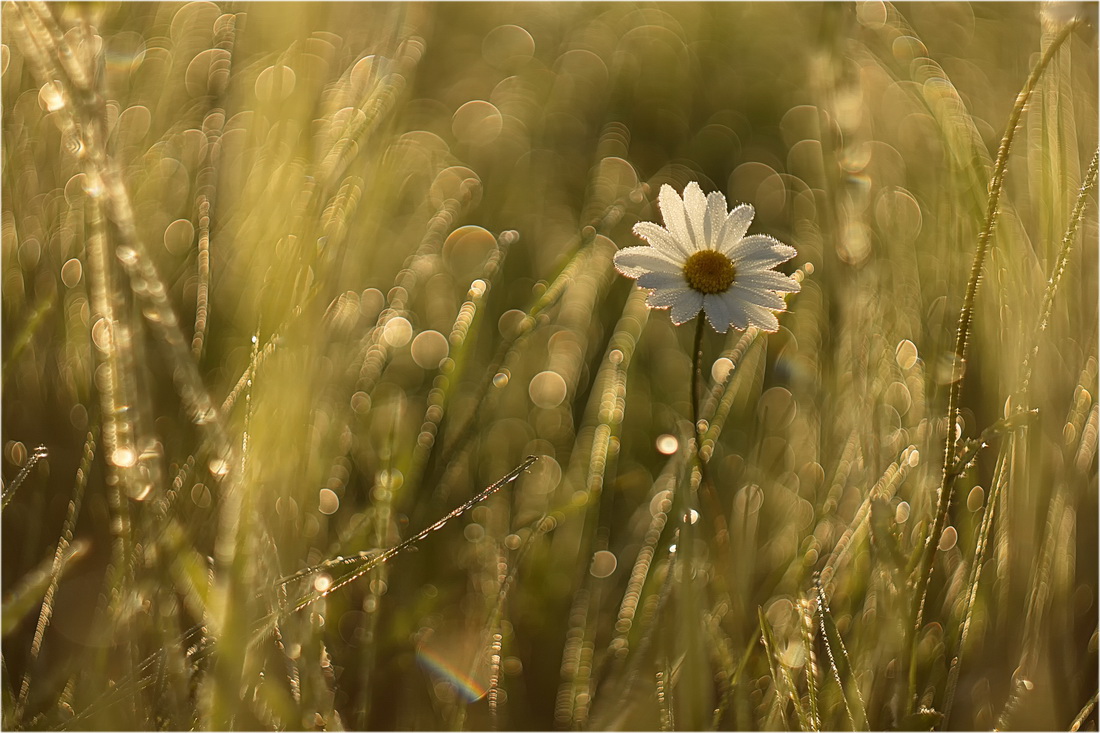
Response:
[711, 357, 735, 382]
[529, 370, 567, 408]
[411, 330, 449, 369]
[656, 434, 678, 455]
[313, 574, 332, 593]
[382, 316, 413, 348]
[967, 486, 985, 512]
[111, 447, 138, 468]
[492, 372, 510, 388]
[38, 81, 65, 111]
[590, 550, 618, 578]
[895, 500, 911, 523]
[208, 456, 230, 476]
[318, 488, 339, 515]
[193, 407, 216, 425]
[61, 258, 83, 287]
[895, 339, 918, 370]
[938, 525, 958, 552]
[82, 175, 104, 198]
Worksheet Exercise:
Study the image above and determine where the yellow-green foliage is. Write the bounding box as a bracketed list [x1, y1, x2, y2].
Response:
[1, 2, 1096, 730]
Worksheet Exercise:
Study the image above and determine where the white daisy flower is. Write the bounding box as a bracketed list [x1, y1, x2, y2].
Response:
[613, 182, 800, 334]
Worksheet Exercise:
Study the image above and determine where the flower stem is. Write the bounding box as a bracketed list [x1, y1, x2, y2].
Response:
[690, 317, 735, 591]
[691, 316, 706, 435]
[673, 315, 709, 729]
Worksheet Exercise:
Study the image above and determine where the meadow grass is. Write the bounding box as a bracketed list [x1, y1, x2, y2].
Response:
[1, 2, 1097, 730]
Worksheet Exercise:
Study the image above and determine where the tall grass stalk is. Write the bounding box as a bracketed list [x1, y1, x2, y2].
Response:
[1, 3, 1094, 730]
[906, 17, 1082, 714]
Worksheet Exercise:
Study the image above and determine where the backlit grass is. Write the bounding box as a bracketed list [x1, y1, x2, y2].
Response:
[2, 2, 1097, 730]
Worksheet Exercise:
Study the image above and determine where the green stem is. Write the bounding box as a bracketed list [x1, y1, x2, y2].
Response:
[691, 316, 706, 436]
[674, 315, 708, 729]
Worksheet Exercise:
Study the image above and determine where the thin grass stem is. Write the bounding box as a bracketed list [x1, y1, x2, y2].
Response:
[906, 19, 1081, 713]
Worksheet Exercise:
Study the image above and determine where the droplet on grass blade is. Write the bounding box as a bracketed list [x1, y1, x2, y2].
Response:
[967, 486, 985, 512]
[529, 371, 567, 408]
[411, 330, 449, 369]
[38, 81, 65, 112]
[482, 24, 535, 70]
[111, 446, 138, 468]
[895, 339, 919, 370]
[590, 550, 617, 578]
[452, 100, 503, 146]
[318, 488, 339, 515]
[711, 357, 735, 383]
[656, 434, 678, 455]
[255, 64, 296, 103]
[382, 316, 413, 348]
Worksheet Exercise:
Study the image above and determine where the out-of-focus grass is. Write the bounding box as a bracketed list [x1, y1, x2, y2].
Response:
[1, 2, 1096, 730]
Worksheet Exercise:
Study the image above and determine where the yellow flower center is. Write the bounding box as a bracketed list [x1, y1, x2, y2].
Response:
[683, 250, 735, 294]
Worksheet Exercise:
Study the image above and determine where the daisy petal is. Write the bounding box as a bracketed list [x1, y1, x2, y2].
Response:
[716, 203, 755, 254]
[638, 270, 686, 290]
[702, 293, 733, 333]
[731, 234, 798, 268]
[682, 182, 708, 251]
[669, 289, 704, 324]
[633, 221, 692, 259]
[704, 191, 727, 249]
[736, 270, 801, 294]
[743, 302, 780, 332]
[646, 287, 692, 309]
[658, 184, 695, 252]
[614, 246, 682, 278]
[730, 284, 787, 311]
[720, 292, 752, 332]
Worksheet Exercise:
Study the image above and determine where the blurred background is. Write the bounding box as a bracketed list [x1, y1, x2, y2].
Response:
[2, 2, 1097, 730]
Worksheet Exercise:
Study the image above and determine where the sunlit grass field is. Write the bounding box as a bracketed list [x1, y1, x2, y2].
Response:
[2, 2, 1097, 730]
